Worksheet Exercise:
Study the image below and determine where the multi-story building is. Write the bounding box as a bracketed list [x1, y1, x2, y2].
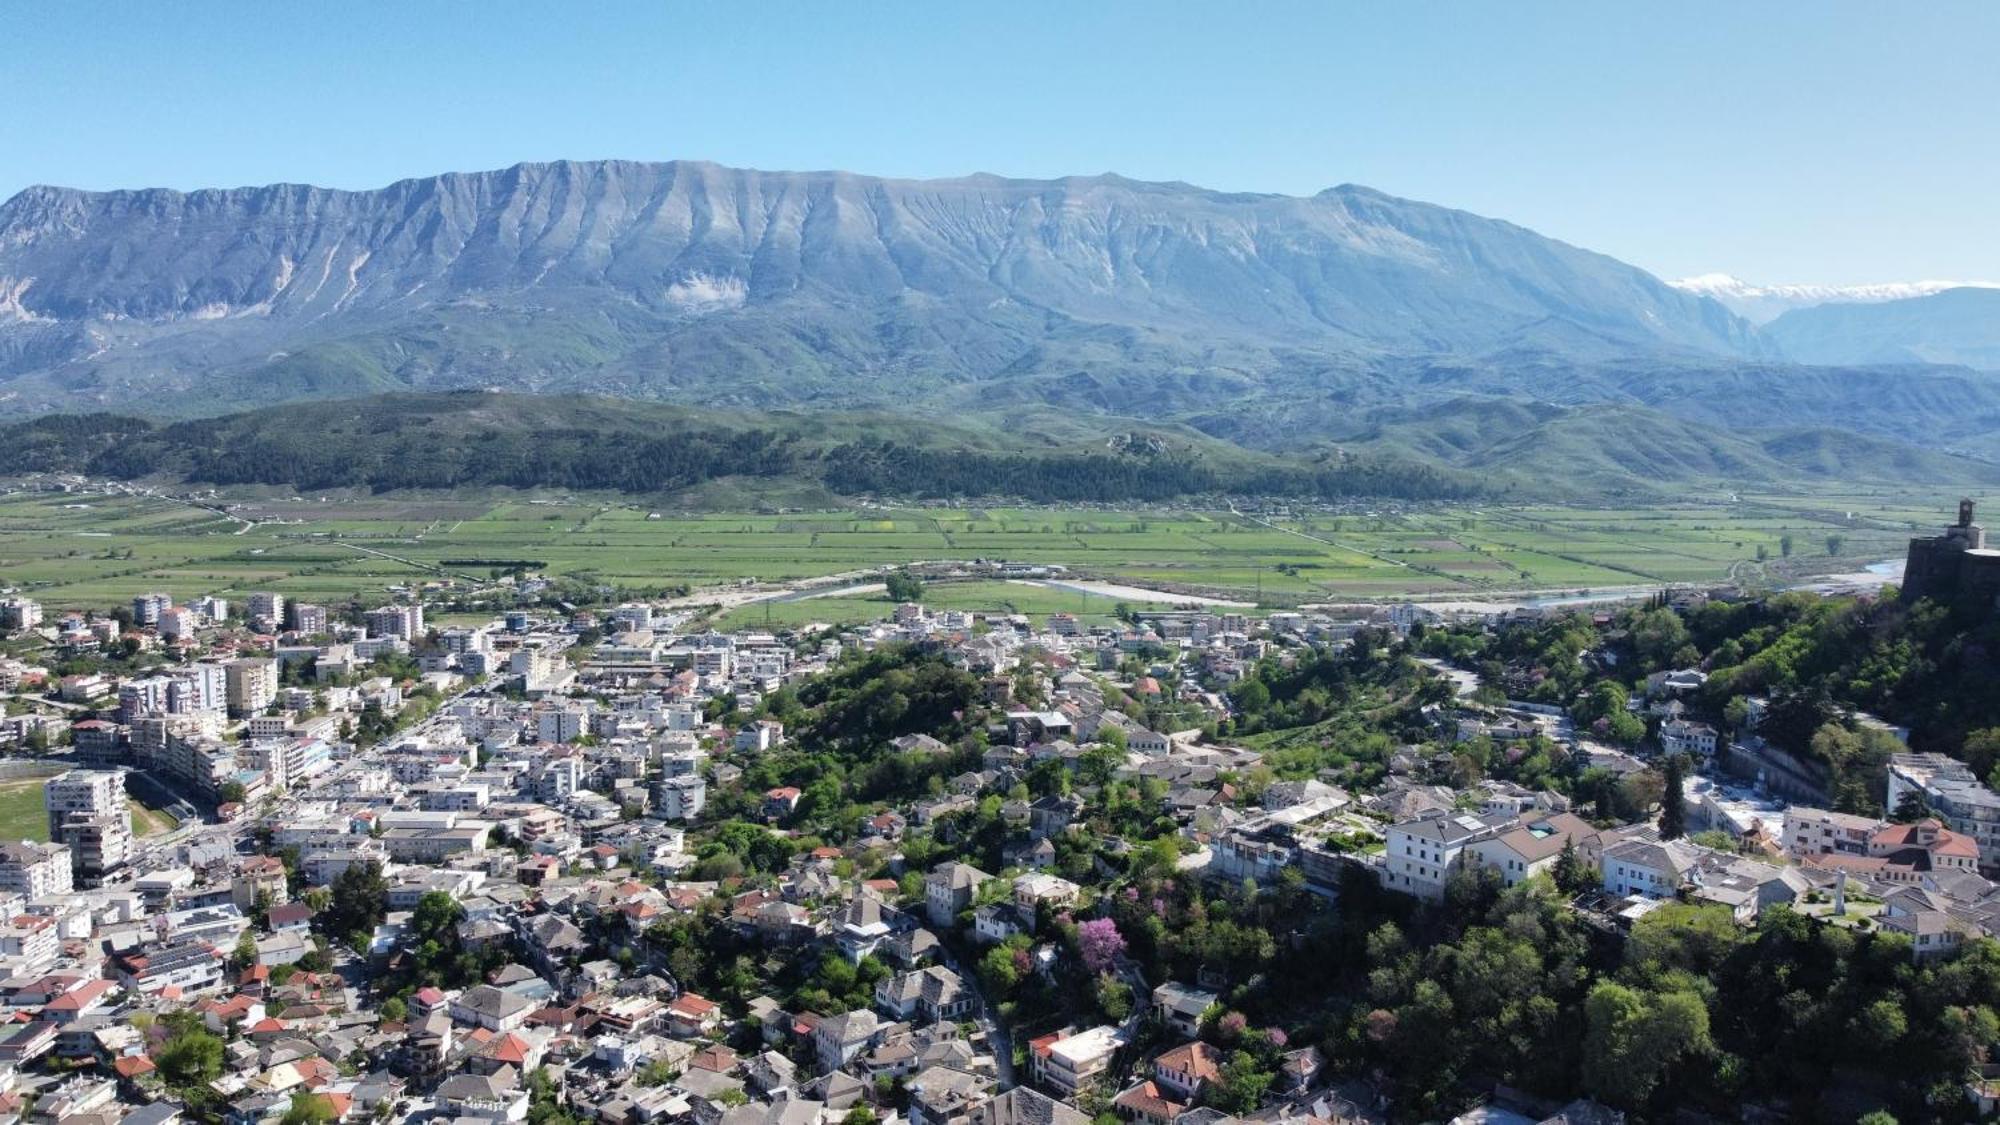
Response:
[112, 940, 226, 995]
[1782, 806, 1881, 860]
[156, 607, 199, 640]
[1601, 838, 1703, 899]
[287, 603, 328, 635]
[654, 775, 706, 821]
[366, 604, 425, 641]
[440, 627, 491, 655]
[1888, 752, 2000, 871]
[534, 758, 581, 804]
[174, 663, 229, 714]
[926, 861, 992, 926]
[245, 593, 285, 629]
[0, 841, 73, 899]
[535, 708, 586, 745]
[0, 598, 44, 632]
[130, 593, 172, 628]
[1379, 810, 1516, 901]
[119, 677, 173, 722]
[225, 658, 279, 717]
[1033, 1025, 1130, 1096]
[510, 648, 558, 687]
[44, 771, 134, 885]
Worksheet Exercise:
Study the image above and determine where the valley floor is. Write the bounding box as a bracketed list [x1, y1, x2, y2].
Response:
[0, 481, 1977, 623]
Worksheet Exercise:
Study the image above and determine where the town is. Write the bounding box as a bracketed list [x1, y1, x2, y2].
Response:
[0, 503, 1995, 1124]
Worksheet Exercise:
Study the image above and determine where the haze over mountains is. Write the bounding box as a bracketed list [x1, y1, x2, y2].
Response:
[1668, 273, 2000, 325]
[1, 159, 1997, 494]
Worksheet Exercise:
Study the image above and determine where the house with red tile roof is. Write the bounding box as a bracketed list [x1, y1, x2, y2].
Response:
[42, 979, 116, 1025]
[666, 992, 722, 1037]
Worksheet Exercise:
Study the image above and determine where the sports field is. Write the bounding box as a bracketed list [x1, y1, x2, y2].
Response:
[0, 775, 178, 843]
[0, 482, 1979, 624]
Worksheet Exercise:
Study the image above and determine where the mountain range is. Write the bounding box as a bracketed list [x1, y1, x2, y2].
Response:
[1, 159, 1997, 495]
[1668, 273, 2000, 324]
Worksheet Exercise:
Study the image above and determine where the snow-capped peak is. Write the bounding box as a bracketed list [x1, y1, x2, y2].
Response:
[1671, 273, 2000, 323]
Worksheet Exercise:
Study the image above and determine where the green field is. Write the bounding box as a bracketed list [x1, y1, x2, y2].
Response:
[0, 775, 178, 843]
[0, 483, 1982, 625]
[0, 779, 49, 843]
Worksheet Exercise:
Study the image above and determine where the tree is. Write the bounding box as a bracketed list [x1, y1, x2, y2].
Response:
[379, 996, 407, 1024]
[1659, 754, 1687, 839]
[219, 781, 247, 805]
[232, 929, 260, 970]
[1780, 534, 1795, 558]
[885, 570, 924, 603]
[156, 1025, 225, 1088]
[1722, 695, 1752, 732]
[1552, 838, 1594, 895]
[1076, 917, 1126, 974]
[323, 861, 389, 941]
[281, 1092, 337, 1125]
[978, 944, 1021, 995]
[1095, 973, 1133, 1021]
[1826, 534, 1846, 557]
[1581, 982, 1711, 1109]
[1207, 1050, 1274, 1113]
[1891, 788, 1934, 824]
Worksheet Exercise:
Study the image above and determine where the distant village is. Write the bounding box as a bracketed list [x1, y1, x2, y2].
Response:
[0, 542, 1997, 1125]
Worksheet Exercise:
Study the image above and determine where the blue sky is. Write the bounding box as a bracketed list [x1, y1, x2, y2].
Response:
[2, 1, 1994, 285]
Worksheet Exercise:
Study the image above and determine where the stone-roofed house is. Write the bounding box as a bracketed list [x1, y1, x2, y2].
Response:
[814, 1008, 882, 1071]
[971, 1086, 1089, 1125]
[449, 984, 536, 1032]
[1601, 838, 1705, 899]
[1151, 981, 1219, 1038]
[926, 862, 992, 927]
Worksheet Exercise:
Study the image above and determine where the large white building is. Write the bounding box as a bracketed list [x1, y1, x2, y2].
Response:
[1379, 810, 1516, 901]
[0, 841, 73, 898]
[365, 604, 425, 641]
[44, 771, 133, 885]
[0, 598, 43, 632]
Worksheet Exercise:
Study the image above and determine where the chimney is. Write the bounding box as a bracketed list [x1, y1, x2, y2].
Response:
[1961, 498, 1976, 528]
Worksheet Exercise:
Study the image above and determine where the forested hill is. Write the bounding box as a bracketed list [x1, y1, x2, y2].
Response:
[0, 391, 1476, 503]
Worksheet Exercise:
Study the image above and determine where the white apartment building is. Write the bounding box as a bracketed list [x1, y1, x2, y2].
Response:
[0, 841, 73, 898]
[44, 771, 133, 884]
[1379, 810, 1515, 901]
[654, 775, 706, 821]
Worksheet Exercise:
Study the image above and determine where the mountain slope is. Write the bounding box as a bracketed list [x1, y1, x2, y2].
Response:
[7, 392, 1991, 504]
[1764, 287, 2000, 370]
[0, 391, 1478, 503]
[0, 160, 1764, 413]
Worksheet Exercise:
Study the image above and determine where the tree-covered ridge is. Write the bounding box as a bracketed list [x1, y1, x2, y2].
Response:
[1326, 873, 2000, 1120]
[1421, 584, 2000, 814]
[0, 391, 1476, 502]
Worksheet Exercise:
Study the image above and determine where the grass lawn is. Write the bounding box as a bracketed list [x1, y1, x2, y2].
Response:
[0, 774, 177, 841]
[0, 779, 49, 843]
